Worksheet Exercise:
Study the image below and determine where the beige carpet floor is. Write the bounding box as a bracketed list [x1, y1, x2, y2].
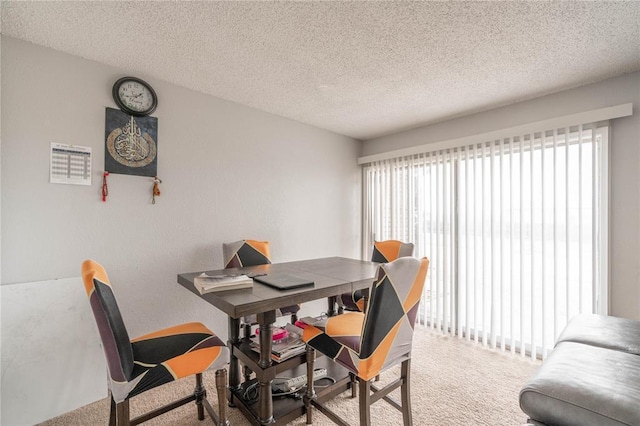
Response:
[40, 327, 540, 425]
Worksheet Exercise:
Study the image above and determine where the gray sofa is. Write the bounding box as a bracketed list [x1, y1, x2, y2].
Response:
[519, 314, 640, 426]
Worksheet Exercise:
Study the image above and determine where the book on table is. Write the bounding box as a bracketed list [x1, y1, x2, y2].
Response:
[194, 273, 253, 294]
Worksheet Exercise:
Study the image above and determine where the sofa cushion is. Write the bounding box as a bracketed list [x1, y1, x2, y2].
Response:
[520, 341, 640, 426]
[556, 314, 640, 355]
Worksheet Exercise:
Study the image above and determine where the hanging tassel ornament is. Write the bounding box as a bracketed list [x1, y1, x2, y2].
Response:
[152, 176, 162, 204]
[102, 171, 109, 202]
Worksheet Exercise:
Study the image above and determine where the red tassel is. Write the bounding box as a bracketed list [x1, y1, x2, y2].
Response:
[102, 172, 109, 202]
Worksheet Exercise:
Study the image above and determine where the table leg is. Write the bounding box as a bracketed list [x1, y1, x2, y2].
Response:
[227, 316, 241, 399]
[305, 345, 316, 424]
[257, 310, 276, 424]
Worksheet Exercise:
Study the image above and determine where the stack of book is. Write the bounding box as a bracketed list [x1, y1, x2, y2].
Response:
[250, 324, 306, 362]
[193, 273, 253, 294]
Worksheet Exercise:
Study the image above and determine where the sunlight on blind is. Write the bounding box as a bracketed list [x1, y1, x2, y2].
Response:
[363, 124, 608, 360]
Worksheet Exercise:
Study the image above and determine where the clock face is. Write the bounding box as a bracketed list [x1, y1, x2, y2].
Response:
[113, 77, 157, 116]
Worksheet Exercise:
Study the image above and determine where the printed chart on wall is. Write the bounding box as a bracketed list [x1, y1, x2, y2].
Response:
[50, 143, 92, 185]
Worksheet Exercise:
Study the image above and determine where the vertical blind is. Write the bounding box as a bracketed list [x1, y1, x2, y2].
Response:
[362, 123, 609, 360]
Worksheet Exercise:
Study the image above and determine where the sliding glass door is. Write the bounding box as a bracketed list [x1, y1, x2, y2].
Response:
[363, 125, 608, 360]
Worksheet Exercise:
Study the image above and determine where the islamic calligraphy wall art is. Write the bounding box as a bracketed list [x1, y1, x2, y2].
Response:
[104, 107, 158, 177]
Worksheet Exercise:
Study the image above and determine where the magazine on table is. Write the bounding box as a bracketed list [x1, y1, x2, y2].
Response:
[193, 273, 253, 294]
[250, 323, 306, 362]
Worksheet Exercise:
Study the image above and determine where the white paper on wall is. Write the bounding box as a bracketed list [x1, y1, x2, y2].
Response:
[50, 142, 92, 185]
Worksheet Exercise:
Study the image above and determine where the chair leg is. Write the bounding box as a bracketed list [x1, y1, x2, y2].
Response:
[115, 399, 130, 426]
[243, 364, 253, 382]
[215, 369, 229, 426]
[359, 378, 371, 426]
[109, 394, 117, 426]
[242, 323, 255, 382]
[195, 372, 206, 420]
[400, 359, 412, 426]
[327, 296, 337, 317]
[243, 323, 252, 339]
[350, 373, 357, 398]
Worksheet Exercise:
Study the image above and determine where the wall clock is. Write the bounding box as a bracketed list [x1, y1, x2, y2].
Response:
[112, 76, 158, 116]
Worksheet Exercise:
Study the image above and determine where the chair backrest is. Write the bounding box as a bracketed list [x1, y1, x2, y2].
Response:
[81, 259, 135, 382]
[371, 240, 414, 263]
[223, 239, 271, 268]
[358, 256, 429, 380]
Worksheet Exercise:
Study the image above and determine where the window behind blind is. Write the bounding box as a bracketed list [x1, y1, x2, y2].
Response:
[362, 124, 609, 360]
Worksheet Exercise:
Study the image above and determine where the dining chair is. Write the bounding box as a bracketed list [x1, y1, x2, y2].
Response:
[81, 259, 230, 426]
[338, 240, 415, 313]
[223, 239, 301, 381]
[223, 239, 272, 269]
[223, 239, 301, 329]
[303, 256, 429, 426]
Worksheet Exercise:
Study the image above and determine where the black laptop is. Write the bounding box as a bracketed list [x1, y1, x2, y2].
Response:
[253, 273, 315, 290]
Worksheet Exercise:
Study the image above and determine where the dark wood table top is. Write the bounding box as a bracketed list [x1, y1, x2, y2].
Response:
[177, 256, 378, 318]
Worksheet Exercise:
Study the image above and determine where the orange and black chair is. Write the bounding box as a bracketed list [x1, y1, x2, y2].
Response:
[303, 256, 429, 426]
[223, 239, 272, 269]
[81, 260, 230, 426]
[223, 240, 301, 381]
[338, 240, 415, 312]
[223, 239, 300, 327]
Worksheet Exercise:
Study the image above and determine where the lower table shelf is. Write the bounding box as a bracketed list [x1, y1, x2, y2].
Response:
[228, 356, 352, 425]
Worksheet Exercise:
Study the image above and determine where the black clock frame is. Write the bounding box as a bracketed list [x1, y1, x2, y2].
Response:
[112, 76, 158, 117]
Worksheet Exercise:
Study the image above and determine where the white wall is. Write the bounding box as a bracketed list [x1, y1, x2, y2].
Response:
[362, 71, 640, 321]
[1, 36, 362, 338]
[1, 277, 106, 425]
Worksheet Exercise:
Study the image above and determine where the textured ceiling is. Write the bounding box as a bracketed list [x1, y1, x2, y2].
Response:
[2, 1, 639, 140]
